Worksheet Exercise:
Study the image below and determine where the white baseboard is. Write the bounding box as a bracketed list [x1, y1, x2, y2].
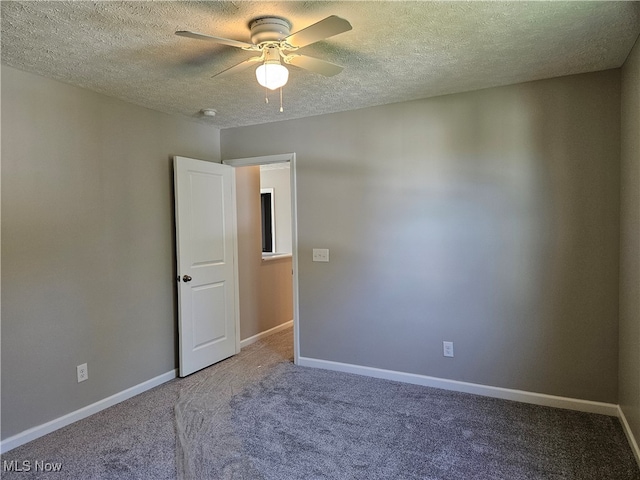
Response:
[618, 406, 640, 468]
[240, 320, 293, 349]
[0, 369, 177, 454]
[297, 356, 619, 417]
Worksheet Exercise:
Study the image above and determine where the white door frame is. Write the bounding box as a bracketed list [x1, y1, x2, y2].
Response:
[222, 153, 300, 364]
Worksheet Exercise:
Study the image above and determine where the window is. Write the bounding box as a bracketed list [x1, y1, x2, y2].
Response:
[260, 188, 275, 253]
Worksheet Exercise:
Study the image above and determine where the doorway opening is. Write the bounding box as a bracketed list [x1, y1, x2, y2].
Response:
[223, 153, 300, 364]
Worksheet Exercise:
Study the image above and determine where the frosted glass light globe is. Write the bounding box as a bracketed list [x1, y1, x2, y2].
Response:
[256, 63, 289, 90]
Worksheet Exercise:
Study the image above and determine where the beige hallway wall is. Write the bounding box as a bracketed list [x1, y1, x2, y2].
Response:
[235, 166, 293, 341]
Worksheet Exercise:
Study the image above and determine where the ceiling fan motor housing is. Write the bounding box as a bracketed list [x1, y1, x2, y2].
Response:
[249, 17, 291, 45]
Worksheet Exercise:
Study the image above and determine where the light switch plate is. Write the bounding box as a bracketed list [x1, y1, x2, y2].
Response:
[312, 248, 329, 262]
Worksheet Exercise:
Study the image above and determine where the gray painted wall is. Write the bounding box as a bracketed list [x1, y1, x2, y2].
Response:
[236, 166, 293, 340]
[1, 66, 220, 439]
[222, 70, 621, 403]
[620, 35, 640, 448]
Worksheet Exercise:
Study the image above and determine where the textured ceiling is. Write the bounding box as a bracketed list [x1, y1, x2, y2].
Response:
[2, 1, 639, 128]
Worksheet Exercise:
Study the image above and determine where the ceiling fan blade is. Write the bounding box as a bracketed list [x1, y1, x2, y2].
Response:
[284, 15, 352, 48]
[213, 56, 262, 78]
[175, 31, 254, 49]
[285, 54, 344, 77]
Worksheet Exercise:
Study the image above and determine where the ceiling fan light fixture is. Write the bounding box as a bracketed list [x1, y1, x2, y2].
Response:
[177, 14, 352, 104]
[255, 61, 289, 90]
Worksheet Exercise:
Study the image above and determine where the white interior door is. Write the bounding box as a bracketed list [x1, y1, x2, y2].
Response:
[174, 156, 239, 377]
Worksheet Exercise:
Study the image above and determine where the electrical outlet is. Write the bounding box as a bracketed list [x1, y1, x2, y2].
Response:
[77, 363, 88, 383]
[443, 341, 454, 358]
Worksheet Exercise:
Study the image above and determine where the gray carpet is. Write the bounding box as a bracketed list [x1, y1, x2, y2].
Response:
[2, 327, 639, 479]
[230, 363, 640, 479]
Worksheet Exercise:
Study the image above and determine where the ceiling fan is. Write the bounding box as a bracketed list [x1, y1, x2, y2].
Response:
[176, 15, 352, 94]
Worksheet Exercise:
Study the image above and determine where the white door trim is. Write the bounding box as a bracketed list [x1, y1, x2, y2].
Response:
[223, 153, 300, 365]
[223, 153, 294, 167]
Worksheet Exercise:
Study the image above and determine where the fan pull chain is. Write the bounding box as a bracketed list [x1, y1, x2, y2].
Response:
[279, 87, 284, 112]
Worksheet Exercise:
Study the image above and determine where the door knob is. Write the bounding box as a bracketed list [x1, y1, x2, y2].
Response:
[182, 275, 192, 282]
